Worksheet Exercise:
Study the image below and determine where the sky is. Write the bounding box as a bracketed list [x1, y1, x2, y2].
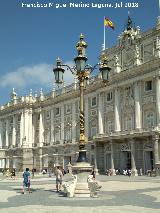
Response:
[0, 0, 159, 105]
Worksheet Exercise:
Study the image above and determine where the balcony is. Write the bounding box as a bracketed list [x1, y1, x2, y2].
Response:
[0, 145, 8, 149]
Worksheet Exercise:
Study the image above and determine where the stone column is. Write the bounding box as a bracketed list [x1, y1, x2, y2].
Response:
[28, 108, 33, 148]
[12, 115, 16, 147]
[94, 143, 99, 174]
[61, 105, 64, 144]
[5, 119, 9, 147]
[50, 108, 54, 144]
[134, 81, 142, 129]
[72, 101, 76, 143]
[114, 88, 121, 132]
[39, 109, 44, 147]
[156, 77, 160, 128]
[0, 120, 2, 148]
[19, 111, 24, 147]
[23, 109, 29, 148]
[84, 96, 88, 141]
[130, 139, 138, 176]
[153, 134, 159, 165]
[32, 113, 35, 147]
[110, 141, 116, 175]
[98, 92, 104, 134]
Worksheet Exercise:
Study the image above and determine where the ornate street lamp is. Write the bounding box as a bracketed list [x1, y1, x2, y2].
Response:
[53, 33, 111, 163]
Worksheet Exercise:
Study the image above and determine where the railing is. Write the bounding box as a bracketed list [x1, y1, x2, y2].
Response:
[0, 145, 8, 149]
[43, 142, 50, 146]
[95, 128, 158, 139]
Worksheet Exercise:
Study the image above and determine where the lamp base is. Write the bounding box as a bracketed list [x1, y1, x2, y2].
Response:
[71, 149, 93, 197]
[76, 149, 87, 163]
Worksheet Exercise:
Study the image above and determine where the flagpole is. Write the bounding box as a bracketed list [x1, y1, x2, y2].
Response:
[103, 16, 106, 50]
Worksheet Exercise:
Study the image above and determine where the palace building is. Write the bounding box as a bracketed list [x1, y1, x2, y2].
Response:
[0, 16, 160, 175]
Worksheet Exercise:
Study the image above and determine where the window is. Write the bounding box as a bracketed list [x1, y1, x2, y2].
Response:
[125, 86, 131, 97]
[65, 104, 71, 114]
[43, 157, 48, 167]
[64, 128, 72, 142]
[145, 80, 152, 91]
[55, 129, 60, 142]
[91, 126, 97, 137]
[125, 116, 132, 130]
[107, 91, 112, 102]
[55, 107, 60, 116]
[45, 111, 50, 119]
[91, 97, 97, 107]
[146, 112, 154, 128]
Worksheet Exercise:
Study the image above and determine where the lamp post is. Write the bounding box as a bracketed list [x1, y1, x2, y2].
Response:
[53, 34, 111, 165]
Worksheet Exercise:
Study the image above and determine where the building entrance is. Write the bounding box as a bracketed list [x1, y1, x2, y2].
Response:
[144, 151, 154, 173]
[105, 153, 111, 170]
[121, 151, 131, 170]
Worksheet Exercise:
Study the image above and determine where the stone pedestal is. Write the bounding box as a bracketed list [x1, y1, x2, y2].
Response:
[72, 161, 93, 197]
[22, 148, 33, 171]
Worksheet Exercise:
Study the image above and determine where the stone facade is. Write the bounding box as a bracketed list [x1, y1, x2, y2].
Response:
[0, 17, 160, 175]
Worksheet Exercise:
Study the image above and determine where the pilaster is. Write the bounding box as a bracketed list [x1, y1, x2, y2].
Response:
[12, 115, 16, 147]
[28, 108, 33, 147]
[98, 92, 104, 134]
[20, 112, 24, 147]
[5, 119, 9, 147]
[130, 139, 138, 176]
[23, 109, 29, 148]
[39, 109, 44, 147]
[153, 134, 159, 164]
[156, 77, 160, 128]
[134, 81, 142, 129]
[0, 120, 2, 147]
[110, 141, 115, 175]
[114, 88, 121, 132]
[61, 105, 64, 144]
[50, 108, 54, 144]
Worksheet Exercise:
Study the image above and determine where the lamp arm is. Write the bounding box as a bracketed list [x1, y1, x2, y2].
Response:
[61, 64, 75, 75]
[85, 63, 99, 74]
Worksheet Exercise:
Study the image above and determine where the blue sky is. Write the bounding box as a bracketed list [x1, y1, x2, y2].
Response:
[0, 0, 159, 104]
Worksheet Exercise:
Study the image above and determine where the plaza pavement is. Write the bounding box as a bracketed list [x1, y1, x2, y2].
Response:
[0, 174, 160, 213]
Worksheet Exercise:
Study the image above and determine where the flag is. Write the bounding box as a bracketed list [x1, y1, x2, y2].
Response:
[104, 17, 114, 30]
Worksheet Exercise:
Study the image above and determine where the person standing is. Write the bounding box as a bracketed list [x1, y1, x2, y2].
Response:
[55, 166, 63, 192]
[11, 169, 16, 180]
[22, 168, 31, 194]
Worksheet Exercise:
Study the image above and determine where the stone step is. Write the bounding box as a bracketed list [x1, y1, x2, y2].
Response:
[75, 189, 90, 194]
[74, 193, 90, 198]
[75, 183, 88, 189]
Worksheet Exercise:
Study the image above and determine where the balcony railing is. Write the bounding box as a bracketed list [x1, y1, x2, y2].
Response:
[0, 145, 8, 149]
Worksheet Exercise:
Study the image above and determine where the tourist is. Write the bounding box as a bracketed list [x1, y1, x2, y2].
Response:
[91, 169, 96, 179]
[11, 168, 16, 180]
[55, 166, 63, 192]
[22, 168, 31, 194]
[62, 169, 66, 176]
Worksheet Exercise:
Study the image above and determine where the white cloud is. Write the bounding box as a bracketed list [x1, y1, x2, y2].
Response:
[0, 62, 74, 89]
